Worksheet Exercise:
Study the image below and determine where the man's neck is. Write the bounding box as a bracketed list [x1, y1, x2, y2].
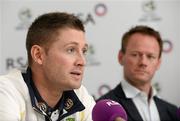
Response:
[126, 79, 151, 97]
[35, 84, 63, 108]
[31, 67, 63, 108]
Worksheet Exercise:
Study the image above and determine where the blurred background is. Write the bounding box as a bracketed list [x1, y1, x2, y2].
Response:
[0, 0, 180, 106]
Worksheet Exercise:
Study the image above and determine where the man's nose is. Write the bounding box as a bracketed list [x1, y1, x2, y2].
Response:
[75, 53, 86, 66]
[139, 54, 148, 66]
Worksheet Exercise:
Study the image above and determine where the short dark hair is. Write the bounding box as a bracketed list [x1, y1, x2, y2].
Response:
[121, 25, 163, 58]
[26, 12, 85, 66]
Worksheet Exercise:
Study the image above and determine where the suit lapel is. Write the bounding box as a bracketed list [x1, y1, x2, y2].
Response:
[121, 99, 143, 121]
[154, 96, 168, 120]
[114, 84, 143, 121]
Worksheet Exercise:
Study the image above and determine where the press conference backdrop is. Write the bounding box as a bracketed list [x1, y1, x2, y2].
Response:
[0, 0, 180, 106]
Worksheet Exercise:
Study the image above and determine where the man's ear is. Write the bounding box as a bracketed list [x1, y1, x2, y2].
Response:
[118, 50, 124, 65]
[31, 45, 44, 65]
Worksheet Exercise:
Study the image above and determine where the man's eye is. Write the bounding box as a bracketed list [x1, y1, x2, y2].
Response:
[67, 48, 75, 53]
[131, 53, 138, 57]
[148, 55, 157, 60]
[83, 48, 88, 55]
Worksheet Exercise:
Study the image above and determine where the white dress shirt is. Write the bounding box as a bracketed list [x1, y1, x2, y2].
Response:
[121, 80, 160, 121]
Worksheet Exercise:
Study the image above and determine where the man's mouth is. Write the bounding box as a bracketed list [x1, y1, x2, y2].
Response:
[70, 71, 81, 75]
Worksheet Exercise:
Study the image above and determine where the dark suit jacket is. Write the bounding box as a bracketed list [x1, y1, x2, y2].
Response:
[97, 83, 179, 121]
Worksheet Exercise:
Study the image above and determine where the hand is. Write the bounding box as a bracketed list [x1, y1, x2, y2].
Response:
[115, 117, 126, 121]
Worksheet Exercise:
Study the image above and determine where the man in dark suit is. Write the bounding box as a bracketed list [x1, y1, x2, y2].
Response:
[97, 25, 179, 121]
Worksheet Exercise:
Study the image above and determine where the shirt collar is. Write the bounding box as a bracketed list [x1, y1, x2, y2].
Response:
[22, 67, 85, 120]
[121, 80, 157, 99]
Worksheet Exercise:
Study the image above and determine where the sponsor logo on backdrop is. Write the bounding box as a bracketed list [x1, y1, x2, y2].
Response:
[163, 39, 173, 53]
[86, 44, 100, 66]
[91, 84, 111, 100]
[153, 82, 161, 93]
[76, 13, 96, 25]
[76, 3, 107, 25]
[16, 7, 33, 30]
[6, 57, 27, 71]
[15, 3, 107, 28]
[98, 84, 111, 96]
[94, 3, 107, 17]
[139, 0, 161, 22]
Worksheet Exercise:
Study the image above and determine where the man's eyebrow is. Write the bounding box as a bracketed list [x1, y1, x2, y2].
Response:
[64, 42, 88, 48]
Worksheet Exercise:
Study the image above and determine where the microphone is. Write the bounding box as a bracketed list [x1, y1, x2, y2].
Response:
[177, 107, 180, 119]
[92, 99, 127, 121]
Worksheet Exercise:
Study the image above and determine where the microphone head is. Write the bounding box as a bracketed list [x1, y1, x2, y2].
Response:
[92, 99, 127, 121]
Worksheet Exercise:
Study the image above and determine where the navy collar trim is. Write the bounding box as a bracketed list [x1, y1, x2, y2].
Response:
[22, 67, 85, 120]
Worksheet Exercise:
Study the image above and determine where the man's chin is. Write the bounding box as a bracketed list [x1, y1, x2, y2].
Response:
[73, 84, 81, 89]
[70, 83, 81, 90]
[134, 75, 150, 81]
[64, 86, 80, 91]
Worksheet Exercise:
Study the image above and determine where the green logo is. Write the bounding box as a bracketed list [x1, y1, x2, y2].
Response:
[66, 118, 75, 121]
